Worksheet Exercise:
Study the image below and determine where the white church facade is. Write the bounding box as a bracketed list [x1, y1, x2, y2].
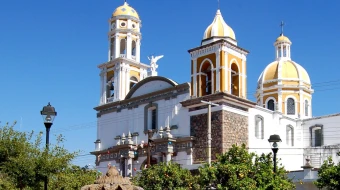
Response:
[91, 2, 340, 177]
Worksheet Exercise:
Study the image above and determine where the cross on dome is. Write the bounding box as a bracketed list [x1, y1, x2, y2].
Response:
[280, 21, 285, 36]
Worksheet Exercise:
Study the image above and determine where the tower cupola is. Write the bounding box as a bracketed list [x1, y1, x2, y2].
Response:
[202, 10, 236, 46]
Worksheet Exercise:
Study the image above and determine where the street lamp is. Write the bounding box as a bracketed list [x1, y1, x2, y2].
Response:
[40, 102, 57, 190]
[268, 134, 282, 173]
[201, 100, 219, 166]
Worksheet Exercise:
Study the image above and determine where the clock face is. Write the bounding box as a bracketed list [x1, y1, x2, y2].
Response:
[111, 23, 116, 30]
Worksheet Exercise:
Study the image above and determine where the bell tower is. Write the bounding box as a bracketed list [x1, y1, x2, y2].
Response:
[98, 2, 150, 105]
[189, 9, 249, 99]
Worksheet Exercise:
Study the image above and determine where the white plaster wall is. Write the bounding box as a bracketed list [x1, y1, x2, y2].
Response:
[130, 80, 175, 98]
[248, 106, 304, 171]
[97, 92, 190, 151]
[303, 114, 340, 168]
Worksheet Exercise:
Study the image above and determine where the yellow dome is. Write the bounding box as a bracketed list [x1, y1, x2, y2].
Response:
[258, 60, 311, 86]
[112, 2, 139, 19]
[276, 35, 291, 43]
[203, 10, 235, 40]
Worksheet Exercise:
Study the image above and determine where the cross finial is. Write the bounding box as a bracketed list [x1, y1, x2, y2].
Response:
[217, 0, 220, 9]
[280, 21, 285, 36]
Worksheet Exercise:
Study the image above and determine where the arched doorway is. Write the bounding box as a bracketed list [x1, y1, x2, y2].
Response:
[230, 63, 240, 96]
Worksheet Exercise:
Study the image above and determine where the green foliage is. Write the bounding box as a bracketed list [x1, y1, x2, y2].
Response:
[198, 144, 295, 190]
[0, 122, 99, 190]
[314, 157, 340, 189]
[132, 161, 199, 190]
[49, 165, 100, 189]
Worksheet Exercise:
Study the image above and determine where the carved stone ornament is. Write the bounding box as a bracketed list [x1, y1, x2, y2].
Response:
[81, 166, 144, 190]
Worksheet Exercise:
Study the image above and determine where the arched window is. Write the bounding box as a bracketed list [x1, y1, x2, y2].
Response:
[120, 38, 126, 55]
[199, 61, 213, 96]
[286, 125, 294, 146]
[231, 63, 240, 96]
[131, 41, 136, 57]
[267, 99, 275, 111]
[110, 38, 115, 60]
[255, 115, 264, 139]
[107, 76, 114, 98]
[130, 76, 138, 89]
[287, 98, 295, 115]
[305, 100, 309, 116]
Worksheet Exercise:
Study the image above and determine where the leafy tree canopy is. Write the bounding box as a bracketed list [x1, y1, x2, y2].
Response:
[0, 122, 99, 190]
[314, 157, 340, 189]
[198, 144, 295, 190]
[132, 161, 199, 190]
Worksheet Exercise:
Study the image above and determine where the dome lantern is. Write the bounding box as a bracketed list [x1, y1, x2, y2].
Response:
[274, 21, 292, 61]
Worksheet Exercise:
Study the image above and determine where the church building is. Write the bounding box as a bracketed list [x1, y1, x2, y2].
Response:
[91, 2, 340, 177]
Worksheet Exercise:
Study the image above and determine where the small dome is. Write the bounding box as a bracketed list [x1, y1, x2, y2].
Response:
[276, 34, 291, 43]
[257, 60, 311, 87]
[203, 10, 235, 40]
[112, 2, 139, 19]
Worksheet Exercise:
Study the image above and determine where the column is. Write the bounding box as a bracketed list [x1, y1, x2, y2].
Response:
[278, 91, 282, 112]
[136, 38, 141, 62]
[114, 65, 120, 100]
[299, 90, 303, 118]
[275, 47, 278, 59]
[103, 68, 107, 104]
[120, 65, 125, 100]
[125, 66, 130, 96]
[193, 58, 197, 97]
[242, 58, 246, 98]
[225, 52, 230, 92]
[127, 156, 133, 177]
[126, 32, 132, 59]
[115, 34, 120, 59]
[100, 70, 104, 104]
[280, 44, 283, 58]
[215, 52, 221, 92]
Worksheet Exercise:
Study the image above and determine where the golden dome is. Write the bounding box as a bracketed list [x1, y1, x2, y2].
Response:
[112, 2, 139, 19]
[258, 60, 311, 86]
[276, 34, 291, 43]
[203, 10, 235, 40]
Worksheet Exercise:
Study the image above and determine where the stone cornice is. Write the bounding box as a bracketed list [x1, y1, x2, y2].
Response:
[188, 39, 249, 56]
[109, 15, 141, 23]
[97, 58, 150, 69]
[181, 92, 256, 110]
[94, 83, 190, 117]
[108, 29, 141, 37]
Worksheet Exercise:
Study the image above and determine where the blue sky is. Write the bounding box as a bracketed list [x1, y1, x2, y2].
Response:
[0, 0, 340, 166]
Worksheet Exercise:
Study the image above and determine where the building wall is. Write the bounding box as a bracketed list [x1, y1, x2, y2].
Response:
[189, 107, 248, 163]
[303, 114, 340, 168]
[97, 93, 190, 150]
[248, 106, 304, 171]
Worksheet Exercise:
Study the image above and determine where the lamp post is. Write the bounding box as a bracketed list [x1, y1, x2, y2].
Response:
[201, 100, 219, 166]
[268, 134, 282, 173]
[40, 102, 57, 190]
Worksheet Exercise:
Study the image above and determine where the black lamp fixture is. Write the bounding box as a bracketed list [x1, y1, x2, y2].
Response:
[40, 102, 57, 190]
[268, 134, 282, 173]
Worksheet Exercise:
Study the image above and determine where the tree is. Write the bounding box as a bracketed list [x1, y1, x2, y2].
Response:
[132, 161, 199, 190]
[0, 122, 99, 189]
[314, 156, 340, 189]
[48, 165, 100, 189]
[198, 144, 295, 190]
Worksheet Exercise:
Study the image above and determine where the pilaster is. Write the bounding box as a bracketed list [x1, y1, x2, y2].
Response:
[215, 51, 221, 92]
[126, 32, 132, 59]
[192, 58, 197, 97]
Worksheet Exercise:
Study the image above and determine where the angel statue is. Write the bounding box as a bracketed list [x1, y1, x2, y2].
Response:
[148, 55, 164, 71]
